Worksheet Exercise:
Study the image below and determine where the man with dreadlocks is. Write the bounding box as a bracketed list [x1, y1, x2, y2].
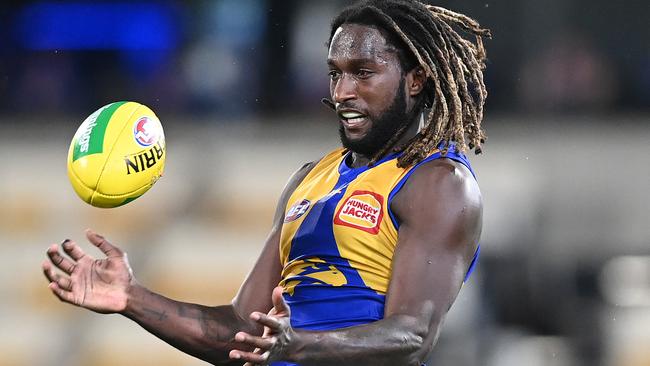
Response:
[42, 1, 490, 365]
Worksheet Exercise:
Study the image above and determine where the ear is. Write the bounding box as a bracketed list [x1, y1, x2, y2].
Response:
[405, 66, 426, 97]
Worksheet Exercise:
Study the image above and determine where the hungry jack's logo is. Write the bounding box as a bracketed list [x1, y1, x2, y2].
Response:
[334, 190, 384, 234]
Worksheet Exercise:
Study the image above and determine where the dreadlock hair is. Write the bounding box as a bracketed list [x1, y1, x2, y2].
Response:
[327, 0, 491, 168]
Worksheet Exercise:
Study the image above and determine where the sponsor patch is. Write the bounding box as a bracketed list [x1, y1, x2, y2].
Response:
[284, 199, 311, 222]
[334, 190, 384, 234]
[133, 117, 159, 147]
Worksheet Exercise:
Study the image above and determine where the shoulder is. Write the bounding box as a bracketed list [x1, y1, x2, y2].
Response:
[271, 160, 319, 227]
[407, 158, 479, 197]
[281, 161, 318, 201]
[273, 148, 344, 223]
[288, 161, 318, 188]
[391, 157, 482, 237]
[285, 148, 345, 190]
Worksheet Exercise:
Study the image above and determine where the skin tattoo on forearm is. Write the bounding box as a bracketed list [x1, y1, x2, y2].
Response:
[142, 307, 168, 321]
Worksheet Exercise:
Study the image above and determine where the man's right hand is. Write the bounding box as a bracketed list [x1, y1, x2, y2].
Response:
[42, 229, 134, 314]
[37, 162, 311, 364]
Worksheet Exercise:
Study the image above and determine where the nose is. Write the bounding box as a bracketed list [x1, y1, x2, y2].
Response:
[332, 74, 357, 104]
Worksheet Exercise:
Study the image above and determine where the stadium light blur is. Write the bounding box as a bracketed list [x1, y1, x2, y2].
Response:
[13, 2, 180, 50]
[600, 256, 650, 307]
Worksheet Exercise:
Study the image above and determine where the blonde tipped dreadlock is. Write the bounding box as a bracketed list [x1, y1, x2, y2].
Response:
[328, 0, 491, 167]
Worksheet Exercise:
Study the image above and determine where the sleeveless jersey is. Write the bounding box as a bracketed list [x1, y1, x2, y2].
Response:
[271, 147, 479, 366]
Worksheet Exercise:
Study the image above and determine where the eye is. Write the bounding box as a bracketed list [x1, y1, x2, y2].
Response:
[356, 69, 373, 79]
[328, 70, 341, 80]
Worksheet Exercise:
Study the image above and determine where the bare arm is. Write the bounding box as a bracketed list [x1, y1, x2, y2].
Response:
[120, 225, 282, 364]
[232, 159, 482, 366]
[43, 162, 316, 365]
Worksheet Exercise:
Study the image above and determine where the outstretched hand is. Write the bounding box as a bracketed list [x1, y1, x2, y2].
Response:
[230, 286, 297, 366]
[42, 229, 134, 314]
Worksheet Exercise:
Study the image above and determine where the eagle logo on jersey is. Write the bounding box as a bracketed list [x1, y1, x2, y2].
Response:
[284, 199, 311, 222]
[334, 190, 384, 234]
[282, 258, 347, 295]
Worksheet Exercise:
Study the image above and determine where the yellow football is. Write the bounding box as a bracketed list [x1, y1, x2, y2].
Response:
[67, 101, 165, 208]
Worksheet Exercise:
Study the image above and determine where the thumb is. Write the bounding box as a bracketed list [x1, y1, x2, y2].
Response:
[271, 286, 290, 316]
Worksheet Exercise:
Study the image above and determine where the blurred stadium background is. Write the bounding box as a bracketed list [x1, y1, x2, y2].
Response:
[0, 1, 648, 365]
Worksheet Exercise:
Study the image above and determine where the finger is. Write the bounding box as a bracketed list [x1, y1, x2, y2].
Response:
[235, 331, 275, 350]
[62, 240, 87, 261]
[48, 282, 77, 305]
[229, 349, 268, 364]
[42, 261, 73, 290]
[246, 347, 265, 366]
[85, 229, 122, 258]
[47, 244, 76, 274]
[271, 286, 290, 316]
[57, 276, 73, 291]
[42, 260, 58, 283]
[251, 312, 282, 330]
[243, 347, 267, 366]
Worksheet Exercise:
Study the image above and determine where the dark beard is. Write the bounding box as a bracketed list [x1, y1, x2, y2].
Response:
[339, 79, 412, 157]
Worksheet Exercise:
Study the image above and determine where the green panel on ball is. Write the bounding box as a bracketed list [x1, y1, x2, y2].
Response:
[72, 101, 127, 162]
[117, 195, 143, 207]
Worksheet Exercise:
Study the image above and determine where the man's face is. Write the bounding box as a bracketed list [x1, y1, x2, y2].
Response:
[327, 24, 415, 157]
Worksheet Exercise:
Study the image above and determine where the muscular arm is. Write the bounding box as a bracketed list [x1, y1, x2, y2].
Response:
[274, 159, 482, 366]
[123, 162, 317, 364]
[44, 162, 316, 365]
[121, 228, 280, 364]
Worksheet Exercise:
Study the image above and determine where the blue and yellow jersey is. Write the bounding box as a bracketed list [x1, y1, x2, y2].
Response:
[277, 147, 479, 337]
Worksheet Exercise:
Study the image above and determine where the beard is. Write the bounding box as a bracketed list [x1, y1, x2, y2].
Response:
[339, 79, 413, 157]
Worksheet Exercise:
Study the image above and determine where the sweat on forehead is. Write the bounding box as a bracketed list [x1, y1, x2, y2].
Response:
[329, 24, 399, 59]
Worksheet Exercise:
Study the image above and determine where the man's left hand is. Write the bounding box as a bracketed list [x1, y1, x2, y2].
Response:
[230, 286, 296, 366]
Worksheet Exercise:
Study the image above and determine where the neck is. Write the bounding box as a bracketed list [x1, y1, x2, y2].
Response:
[347, 113, 422, 168]
[347, 152, 371, 168]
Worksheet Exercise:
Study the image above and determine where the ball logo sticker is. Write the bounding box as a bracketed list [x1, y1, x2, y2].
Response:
[284, 199, 311, 222]
[334, 190, 384, 234]
[133, 117, 159, 147]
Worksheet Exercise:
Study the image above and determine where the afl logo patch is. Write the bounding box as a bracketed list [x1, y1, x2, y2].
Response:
[133, 117, 159, 147]
[334, 190, 384, 234]
[284, 199, 311, 222]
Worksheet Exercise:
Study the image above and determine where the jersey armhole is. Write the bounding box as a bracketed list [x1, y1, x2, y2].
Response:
[386, 152, 480, 283]
[387, 152, 474, 230]
[292, 148, 345, 192]
[464, 245, 480, 283]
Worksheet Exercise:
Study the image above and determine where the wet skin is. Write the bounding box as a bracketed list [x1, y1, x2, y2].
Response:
[328, 24, 425, 167]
